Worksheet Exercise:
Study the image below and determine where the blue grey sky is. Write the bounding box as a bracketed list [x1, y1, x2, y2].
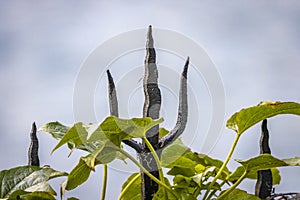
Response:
[1, 1, 300, 199]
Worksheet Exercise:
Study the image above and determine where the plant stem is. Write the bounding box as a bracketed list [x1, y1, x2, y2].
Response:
[143, 137, 165, 183]
[203, 134, 241, 200]
[116, 148, 178, 199]
[206, 179, 230, 199]
[118, 173, 140, 200]
[101, 164, 108, 200]
[217, 170, 247, 199]
[143, 137, 167, 198]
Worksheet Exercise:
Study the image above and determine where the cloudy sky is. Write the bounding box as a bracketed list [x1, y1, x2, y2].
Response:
[1, 1, 300, 199]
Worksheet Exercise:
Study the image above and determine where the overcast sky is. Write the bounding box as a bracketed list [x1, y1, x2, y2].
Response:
[1, 1, 300, 199]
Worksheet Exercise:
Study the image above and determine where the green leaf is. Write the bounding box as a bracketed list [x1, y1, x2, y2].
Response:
[161, 139, 229, 184]
[161, 139, 189, 168]
[229, 155, 300, 186]
[192, 173, 204, 187]
[220, 188, 260, 200]
[236, 154, 288, 171]
[226, 101, 300, 135]
[81, 145, 105, 170]
[40, 121, 77, 150]
[270, 168, 281, 185]
[161, 139, 198, 176]
[45, 117, 163, 156]
[197, 153, 229, 174]
[193, 154, 229, 181]
[0, 166, 67, 198]
[159, 128, 169, 139]
[82, 142, 117, 169]
[120, 173, 141, 200]
[91, 116, 163, 146]
[65, 159, 92, 190]
[229, 167, 281, 185]
[52, 122, 88, 154]
[8, 191, 55, 200]
[172, 175, 199, 199]
[194, 164, 206, 173]
[39, 121, 70, 140]
[168, 164, 195, 177]
[152, 178, 177, 200]
[282, 157, 300, 166]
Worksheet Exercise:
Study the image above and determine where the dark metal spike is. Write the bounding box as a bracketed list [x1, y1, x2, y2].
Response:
[140, 25, 162, 200]
[260, 119, 271, 154]
[106, 70, 119, 117]
[106, 70, 142, 152]
[28, 122, 40, 166]
[142, 25, 161, 144]
[158, 57, 189, 149]
[255, 119, 273, 199]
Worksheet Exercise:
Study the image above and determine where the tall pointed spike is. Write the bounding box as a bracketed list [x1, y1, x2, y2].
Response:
[159, 57, 189, 149]
[260, 119, 271, 154]
[141, 25, 161, 200]
[255, 119, 273, 199]
[28, 122, 40, 166]
[146, 25, 154, 49]
[106, 70, 119, 117]
[182, 56, 189, 79]
[145, 25, 155, 64]
[107, 70, 142, 152]
[143, 25, 161, 134]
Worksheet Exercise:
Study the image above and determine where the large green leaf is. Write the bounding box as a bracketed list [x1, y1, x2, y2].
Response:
[220, 188, 260, 200]
[39, 121, 70, 140]
[166, 157, 196, 177]
[81, 117, 164, 169]
[282, 157, 300, 166]
[235, 154, 292, 170]
[161, 139, 190, 168]
[46, 117, 164, 156]
[226, 101, 300, 135]
[229, 167, 281, 185]
[65, 159, 92, 190]
[229, 154, 300, 185]
[52, 122, 88, 154]
[161, 139, 229, 184]
[0, 166, 67, 198]
[197, 154, 229, 175]
[81, 142, 117, 170]
[120, 173, 141, 200]
[89, 116, 163, 146]
[161, 139, 198, 177]
[8, 190, 55, 200]
[40, 121, 76, 150]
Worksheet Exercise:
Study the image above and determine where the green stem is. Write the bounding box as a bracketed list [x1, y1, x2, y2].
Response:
[118, 173, 140, 200]
[143, 137, 165, 183]
[203, 134, 241, 200]
[206, 179, 229, 199]
[101, 164, 108, 200]
[217, 170, 247, 199]
[143, 137, 167, 198]
[116, 148, 178, 199]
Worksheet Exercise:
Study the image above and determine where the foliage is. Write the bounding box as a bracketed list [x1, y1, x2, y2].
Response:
[1, 101, 300, 199]
[0, 166, 67, 199]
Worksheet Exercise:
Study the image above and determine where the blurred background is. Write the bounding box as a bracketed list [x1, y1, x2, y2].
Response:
[0, 1, 300, 199]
